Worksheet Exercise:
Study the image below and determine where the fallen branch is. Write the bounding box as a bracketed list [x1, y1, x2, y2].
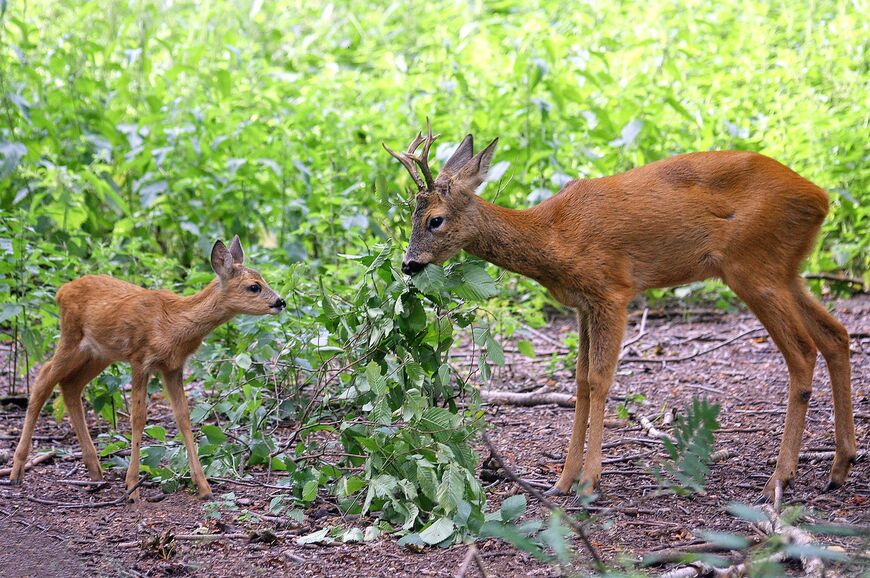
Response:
[803, 272, 867, 290]
[481, 431, 604, 569]
[642, 535, 762, 566]
[639, 416, 676, 443]
[756, 504, 824, 578]
[0, 451, 55, 477]
[25, 477, 146, 509]
[766, 449, 866, 466]
[621, 327, 764, 364]
[480, 390, 575, 408]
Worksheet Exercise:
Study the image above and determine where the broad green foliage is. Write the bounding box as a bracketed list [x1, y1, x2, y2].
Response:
[0, 0, 868, 547]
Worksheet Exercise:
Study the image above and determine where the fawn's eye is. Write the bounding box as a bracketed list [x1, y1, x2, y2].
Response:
[247, 283, 261, 294]
[428, 216, 444, 230]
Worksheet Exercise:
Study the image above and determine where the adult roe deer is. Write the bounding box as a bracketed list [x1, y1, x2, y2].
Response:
[385, 121, 856, 501]
[9, 236, 286, 499]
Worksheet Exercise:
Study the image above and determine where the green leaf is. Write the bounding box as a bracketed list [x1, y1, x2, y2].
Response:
[517, 340, 536, 357]
[419, 517, 455, 545]
[411, 264, 447, 294]
[499, 494, 527, 523]
[365, 361, 386, 396]
[452, 263, 498, 301]
[726, 502, 767, 523]
[145, 425, 167, 442]
[480, 521, 550, 561]
[302, 479, 318, 502]
[296, 527, 333, 545]
[234, 353, 252, 370]
[200, 425, 226, 444]
[417, 461, 438, 501]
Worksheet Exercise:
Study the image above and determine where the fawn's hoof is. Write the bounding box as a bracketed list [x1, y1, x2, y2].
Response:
[7, 477, 21, 486]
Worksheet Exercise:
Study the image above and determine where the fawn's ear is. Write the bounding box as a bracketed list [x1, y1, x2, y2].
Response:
[229, 235, 245, 264]
[453, 138, 498, 192]
[210, 240, 236, 281]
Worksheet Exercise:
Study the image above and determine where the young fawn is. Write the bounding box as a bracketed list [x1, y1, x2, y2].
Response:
[9, 236, 285, 499]
[385, 122, 856, 501]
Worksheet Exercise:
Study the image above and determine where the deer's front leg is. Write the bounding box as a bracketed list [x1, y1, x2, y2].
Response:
[550, 311, 591, 495]
[162, 368, 212, 499]
[577, 301, 629, 494]
[125, 367, 150, 500]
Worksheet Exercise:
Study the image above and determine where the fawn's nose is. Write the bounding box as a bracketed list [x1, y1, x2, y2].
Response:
[402, 260, 425, 275]
[272, 298, 286, 310]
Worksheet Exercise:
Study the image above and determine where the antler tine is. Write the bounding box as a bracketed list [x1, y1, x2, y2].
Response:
[409, 117, 440, 191]
[383, 142, 425, 190]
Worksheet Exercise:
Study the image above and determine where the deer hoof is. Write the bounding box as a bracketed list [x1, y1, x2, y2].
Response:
[543, 486, 566, 497]
[823, 479, 843, 493]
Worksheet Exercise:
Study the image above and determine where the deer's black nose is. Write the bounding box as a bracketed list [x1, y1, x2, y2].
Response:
[273, 298, 286, 310]
[402, 260, 425, 275]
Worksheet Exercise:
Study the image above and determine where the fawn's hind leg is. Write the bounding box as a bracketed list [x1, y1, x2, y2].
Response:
[60, 358, 110, 481]
[10, 345, 84, 482]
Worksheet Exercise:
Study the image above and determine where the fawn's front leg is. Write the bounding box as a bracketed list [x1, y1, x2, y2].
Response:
[162, 368, 212, 499]
[576, 300, 629, 494]
[125, 367, 150, 500]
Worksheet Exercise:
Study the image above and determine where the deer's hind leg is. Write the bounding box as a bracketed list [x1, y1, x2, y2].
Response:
[10, 343, 87, 482]
[60, 358, 110, 481]
[792, 285, 856, 490]
[725, 271, 817, 501]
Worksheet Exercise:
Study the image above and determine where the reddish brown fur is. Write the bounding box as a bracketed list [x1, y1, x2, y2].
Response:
[390, 133, 856, 500]
[9, 237, 285, 499]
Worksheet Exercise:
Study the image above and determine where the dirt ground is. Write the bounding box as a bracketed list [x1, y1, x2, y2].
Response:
[1, 296, 867, 577]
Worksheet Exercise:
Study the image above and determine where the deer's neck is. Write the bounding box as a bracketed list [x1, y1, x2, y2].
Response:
[173, 280, 234, 344]
[464, 196, 555, 282]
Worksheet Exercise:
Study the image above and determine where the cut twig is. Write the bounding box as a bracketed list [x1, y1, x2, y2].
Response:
[619, 307, 649, 359]
[480, 431, 604, 569]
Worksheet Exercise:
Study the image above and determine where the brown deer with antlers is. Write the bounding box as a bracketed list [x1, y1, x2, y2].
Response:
[385, 121, 856, 500]
[9, 236, 286, 499]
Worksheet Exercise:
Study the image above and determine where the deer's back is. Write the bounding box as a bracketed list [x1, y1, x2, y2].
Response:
[547, 151, 828, 290]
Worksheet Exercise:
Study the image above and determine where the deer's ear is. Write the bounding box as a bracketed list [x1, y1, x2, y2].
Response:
[454, 138, 498, 192]
[211, 240, 236, 281]
[229, 235, 245, 264]
[437, 134, 474, 183]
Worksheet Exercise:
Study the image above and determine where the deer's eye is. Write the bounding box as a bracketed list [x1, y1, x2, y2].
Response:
[247, 283, 261, 294]
[428, 216, 444, 230]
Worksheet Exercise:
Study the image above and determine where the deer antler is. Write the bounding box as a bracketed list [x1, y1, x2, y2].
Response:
[383, 118, 440, 191]
[383, 132, 426, 190]
[407, 118, 440, 191]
